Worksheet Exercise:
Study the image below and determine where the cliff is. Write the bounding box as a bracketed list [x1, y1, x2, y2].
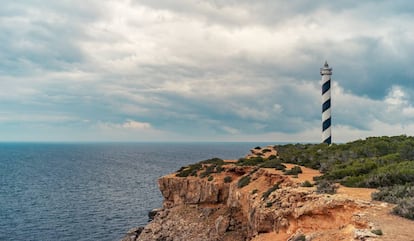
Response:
[122, 146, 414, 241]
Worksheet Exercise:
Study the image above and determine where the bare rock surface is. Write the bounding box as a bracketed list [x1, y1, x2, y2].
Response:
[122, 146, 414, 241]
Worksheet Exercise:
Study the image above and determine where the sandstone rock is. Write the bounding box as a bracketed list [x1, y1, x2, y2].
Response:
[287, 230, 306, 241]
[215, 215, 230, 234]
[148, 208, 162, 221]
[123, 165, 376, 241]
[158, 176, 230, 207]
[354, 229, 379, 239]
[121, 227, 144, 241]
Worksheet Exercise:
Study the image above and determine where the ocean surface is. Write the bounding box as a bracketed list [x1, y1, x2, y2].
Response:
[0, 142, 274, 241]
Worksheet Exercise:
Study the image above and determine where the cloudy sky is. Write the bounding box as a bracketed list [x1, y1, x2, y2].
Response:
[1, 0, 414, 142]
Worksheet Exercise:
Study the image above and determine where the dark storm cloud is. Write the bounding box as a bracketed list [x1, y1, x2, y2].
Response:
[2, 0, 414, 141]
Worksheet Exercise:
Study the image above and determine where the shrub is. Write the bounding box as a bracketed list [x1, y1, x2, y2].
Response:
[200, 157, 225, 165]
[371, 229, 383, 236]
[265, 202, 273, 208]
[262, 148, 272, 153]
[176, 163, 202, 177]
[293, 235, 306, 241]
[262, 183, 280, 199]
[284, 166, 303, 175]
[372, 184, 414, 203]
[316, 180, 338, 194]
[340, 175, 366, 187]
[254, 146, 261, 150]
[301, 180, 313, 187]
[251, 189, 258, 194]
[393, 197, 414, 220]
[362, 161, 414, 187]
[237, 157, 265, 166]
[325, 159, 377, 181]
[260, 160, 285, 169]
[200, 165, 215, 178]
[249, 167, 260, 175]
[268, 154, 277, 160]
[275, 164, 286, 171]
[238, 176, 251, 188]
[208, 176, 214, 181]
[224, 176, 232, 183]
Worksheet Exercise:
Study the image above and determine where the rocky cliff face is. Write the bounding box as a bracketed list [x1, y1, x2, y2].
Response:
[122, 161, 384, 241]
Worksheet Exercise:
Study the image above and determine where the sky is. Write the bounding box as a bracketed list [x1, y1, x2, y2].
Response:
[1, 0, 414, 142]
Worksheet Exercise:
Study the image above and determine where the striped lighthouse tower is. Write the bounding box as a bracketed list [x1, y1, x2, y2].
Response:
[320, 61, 332, 144]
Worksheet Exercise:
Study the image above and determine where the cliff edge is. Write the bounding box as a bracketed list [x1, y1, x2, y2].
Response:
[122, 146, 414, 241]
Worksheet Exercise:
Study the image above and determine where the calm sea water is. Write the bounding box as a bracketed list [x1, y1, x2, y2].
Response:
[0, 142, 272, 241]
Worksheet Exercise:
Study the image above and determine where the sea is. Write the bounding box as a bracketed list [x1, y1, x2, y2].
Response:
[0, 142, 274, 241]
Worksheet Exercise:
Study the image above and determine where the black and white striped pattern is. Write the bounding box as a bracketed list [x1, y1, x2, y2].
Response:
[320, 61, 332, 144]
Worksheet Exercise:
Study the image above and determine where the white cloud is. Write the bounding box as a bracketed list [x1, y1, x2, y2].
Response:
[385, 85, 407, 107]
[3, 0, 414, 141]
[122, 120, 151, 129]
[98, 120, 152, 130]
[221, 126, 240, 134]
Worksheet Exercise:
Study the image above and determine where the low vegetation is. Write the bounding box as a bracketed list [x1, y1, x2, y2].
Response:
[238, 176, 251, 188]
[301, 180, 313, 187]
[371, 229, 383, 236]
[262, 148, 272, 153]
[223, 176, 232, 183]
[237, 156, 265, 166]
[262, 183, 280, 199]
[176, 157, 225, 178]
[316, 180, 338, 194]
[177, 136, 414, 220]
[284, 166, 302, 175]
[176, 163, 202, 177]
[392, 197, 414, 220]
[274, 136, 414, 220]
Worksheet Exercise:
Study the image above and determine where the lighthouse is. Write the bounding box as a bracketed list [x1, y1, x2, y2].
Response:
[320, 61, 332, 144]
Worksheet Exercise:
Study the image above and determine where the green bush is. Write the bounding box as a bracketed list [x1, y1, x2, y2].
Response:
[176, 163, 202, 177]
[268, 155, 277, 160]
[224, 176, 232, 183]
[237, 157, 265, 166]
[284, 166, 303, 175]
[393, 197, 414, 220]
[200, 165, 215, 178]
[325, 159, 377, 181]
[316, 180, 338, 194]
[260, 160, 285, 169]
[301, 180, 313, 187]
[372, 184, 414, 203]
[251, 189, 258, 194]
[208, 176, 214, 181]
[292, 234, 306, 241]
[371, 229, 383, 236]
[262, 183, 280, 199]
[200, 157, 225, 165]
[265, 202, 273, 208]
[363, 161, 414, 187]
[249, 167, 259, 175]
[340, 175, 366, 187]
[262, 148, 272, 153]
[238, 176, 251, 188]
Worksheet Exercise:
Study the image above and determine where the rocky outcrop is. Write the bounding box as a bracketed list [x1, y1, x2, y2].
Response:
[159, 175, 230, 208]
[124, 164, 380, 241]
